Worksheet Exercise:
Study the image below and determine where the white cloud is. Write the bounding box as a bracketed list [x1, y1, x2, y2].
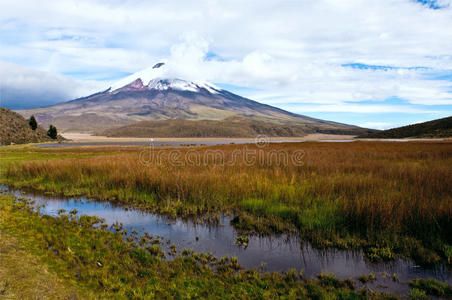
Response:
[0, 0, 452, 112]
[0, 61, 104, 109]
[287, 103, 444, 114]
[357, 122, 395, 130]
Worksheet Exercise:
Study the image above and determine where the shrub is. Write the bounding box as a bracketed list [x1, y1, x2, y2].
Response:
[28, 115, 37, 130]
[47, 125, 58, 139]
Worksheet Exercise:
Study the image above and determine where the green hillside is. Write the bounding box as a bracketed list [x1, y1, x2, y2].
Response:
[359, 116, 452, 139]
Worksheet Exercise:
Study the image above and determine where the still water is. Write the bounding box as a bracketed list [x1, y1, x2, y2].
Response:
[2, 185, 450, 295]
[35, 138, 444, 148]
[36, 140, 302, 147]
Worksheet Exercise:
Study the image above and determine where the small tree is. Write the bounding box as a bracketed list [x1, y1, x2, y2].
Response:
[29, 115, 37, 130]
[47, 125, 58, 139]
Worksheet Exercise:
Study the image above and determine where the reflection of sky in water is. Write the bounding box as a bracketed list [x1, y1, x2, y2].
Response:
[36, 140, 298, 148]
[3, 185, 451, 294]
[34, 139, 443, 148]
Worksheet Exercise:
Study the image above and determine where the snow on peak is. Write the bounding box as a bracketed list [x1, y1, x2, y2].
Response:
[109, 62, 221, 94]
[110, 62, 167, 91]
[195, 81, 222, 94]
[148, 78, 199, 92]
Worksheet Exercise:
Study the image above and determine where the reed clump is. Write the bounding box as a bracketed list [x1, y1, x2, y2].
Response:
[3, 141, 452, 264]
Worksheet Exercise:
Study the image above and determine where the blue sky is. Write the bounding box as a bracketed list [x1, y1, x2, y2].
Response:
[0, 0, 451, 129]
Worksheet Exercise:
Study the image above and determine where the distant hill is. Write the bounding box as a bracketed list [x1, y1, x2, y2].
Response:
[99, 117, 372, 138]
[20, 62, 370, 136]
[359, 116, 452, 139]
[0, 107, 54, 145]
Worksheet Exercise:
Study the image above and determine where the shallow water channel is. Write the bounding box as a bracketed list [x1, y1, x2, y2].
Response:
[34, 138, 444, 148]
[35, 140, 299, 148]
[2, 185, 451, 295]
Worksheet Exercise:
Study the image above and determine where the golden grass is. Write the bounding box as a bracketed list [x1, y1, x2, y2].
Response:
[3, 141, 452, 263]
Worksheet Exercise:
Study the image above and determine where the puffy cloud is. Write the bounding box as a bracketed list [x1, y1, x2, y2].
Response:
[0, 62, 104, 109]
[0, 0, 451, 117]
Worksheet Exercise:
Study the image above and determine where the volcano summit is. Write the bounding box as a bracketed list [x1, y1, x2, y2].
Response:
[20, 62, 371, 137]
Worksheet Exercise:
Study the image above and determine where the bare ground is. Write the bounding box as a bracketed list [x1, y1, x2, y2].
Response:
[61, 132, 356, 142]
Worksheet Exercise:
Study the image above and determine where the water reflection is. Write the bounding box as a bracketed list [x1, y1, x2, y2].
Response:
[2, 185, 450, 294]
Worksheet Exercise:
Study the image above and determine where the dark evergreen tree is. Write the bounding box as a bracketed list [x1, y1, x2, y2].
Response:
[29, 115, 37, 130]
[47, 125, 58, 139]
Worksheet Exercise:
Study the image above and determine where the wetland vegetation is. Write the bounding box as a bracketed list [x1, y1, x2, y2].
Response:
[2, 142, 451, 264]
[1, 141, 452, 298]
[0, 193, 399, 299]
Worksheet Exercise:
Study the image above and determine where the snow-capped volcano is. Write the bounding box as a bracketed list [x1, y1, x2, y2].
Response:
[19, 61, 370, 136]
[109, 62, 220, 94]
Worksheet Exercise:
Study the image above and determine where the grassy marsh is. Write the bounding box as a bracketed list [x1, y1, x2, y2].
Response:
[0, 193, 400, 299]
[1, 141, 452, 265]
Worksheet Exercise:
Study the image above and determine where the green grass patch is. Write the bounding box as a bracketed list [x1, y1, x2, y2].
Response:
[0, 193, 398, 299]
[409, 278, 452, 297]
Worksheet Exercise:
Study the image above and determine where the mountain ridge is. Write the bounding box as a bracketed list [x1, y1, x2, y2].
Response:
[99, 116, 372, 138]
[358, 116, 452, 138]
[19, 62, 371, 136]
